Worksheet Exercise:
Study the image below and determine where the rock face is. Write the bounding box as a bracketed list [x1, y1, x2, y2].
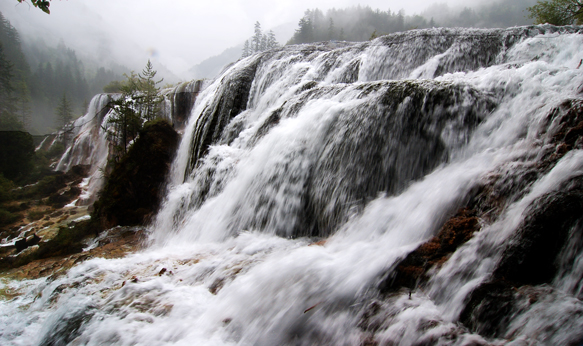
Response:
[369, 96, 583, 343]
[378, 208, 481, 293]
[92, 119, 179, 228]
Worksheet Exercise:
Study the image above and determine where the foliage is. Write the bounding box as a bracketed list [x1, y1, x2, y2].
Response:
[0, 42, 19, 130]
[527, 0, 583, 25]
[104, 61, 164, 157]
[103, 80, 125, 93]
[138, 60, 163, 121]
[0, 208, 18, 227]
[93, 119, 178, 228]
[55, 92, 73, 127]
[286, 2, 537, 45]
[287, 7, 408, 44]
[0, 131, 34, 181]
[15, 80, 30, 128]
[105, 73, 142, 157]
[0, 11, 126, 133]
[0, 173, 13, 203]
[16, 0, 50, 14]
[46, 142, 65, 159]
[241, 22, 279, 58]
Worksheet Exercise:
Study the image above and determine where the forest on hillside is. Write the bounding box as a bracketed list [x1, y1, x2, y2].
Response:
[0, 11, 126, 134]
[287, 0, 537, 44]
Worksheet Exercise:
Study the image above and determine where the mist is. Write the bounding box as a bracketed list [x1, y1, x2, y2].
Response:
[0, 0, 532, 77]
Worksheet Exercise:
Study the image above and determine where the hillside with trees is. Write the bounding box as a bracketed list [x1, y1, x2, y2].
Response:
[287, 0, 537, 45]
[0, 11, 127, 134]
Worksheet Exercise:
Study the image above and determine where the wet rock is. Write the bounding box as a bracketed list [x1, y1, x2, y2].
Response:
[15, 234, 41, 252]
[92, 119, 179, 228]
[460, 179, 583, 338]
[459, 281, 516, 338]
[186, 58, 260, 173]
[495, 187, 583, 286]
[37, 303, 95, 346]
[379, 208, 480, 293]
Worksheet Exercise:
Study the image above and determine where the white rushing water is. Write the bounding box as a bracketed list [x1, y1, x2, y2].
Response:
[2, 26, 583, 345]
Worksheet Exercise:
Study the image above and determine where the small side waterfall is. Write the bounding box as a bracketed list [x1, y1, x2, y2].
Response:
[2, 25, 583, 346]
[52, 80, 204, 205]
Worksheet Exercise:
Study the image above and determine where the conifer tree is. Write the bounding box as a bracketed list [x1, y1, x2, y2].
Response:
[105, 60, 163, 158]
[138, 59, 163, 121]
[267, 30, 278, 49]
[55, 92, 73, 127]
[328, 18, 336, 40]
[242, 40, 250, 57]
[252, 21, 262, 52]
[15, 80, 30, 128]
[106, 71, 141, 157]
[0, 42, 20, 131]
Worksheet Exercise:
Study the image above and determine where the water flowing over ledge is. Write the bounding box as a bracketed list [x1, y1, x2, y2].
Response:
[2, 25, 583, 345]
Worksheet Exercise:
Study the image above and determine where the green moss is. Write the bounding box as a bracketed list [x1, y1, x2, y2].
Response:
[0, 173, 13, 203]
[0, 220, 100, 269]
[27, 210, 47, 221]
[0, 208, 18, 227]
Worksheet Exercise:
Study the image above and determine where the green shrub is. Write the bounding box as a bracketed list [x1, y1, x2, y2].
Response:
[0, 174, 13, 203]
[45, 143, 65, 159]
[0, 131, 35, 182]
[30, 220, 98, 260]
[0, 208, 18, 227]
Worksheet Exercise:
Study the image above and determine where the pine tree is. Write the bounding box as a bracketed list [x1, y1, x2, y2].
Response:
[105, 60, 163, 158]
[106, 71, 142, 157]
[242, 40, 250, 57]
[138, 59, 163, 121]
[15, 80, 30, 128]
[0, 43, 14, 111]
[328, 18, 336, 40]
[267, 30, 278, 49]
[55, 92, 73, 127]
[252, 21, 262, 53]
[296, 16, 314, 43]
[0, 42, 20, 131]
[0, 43, 22, 131]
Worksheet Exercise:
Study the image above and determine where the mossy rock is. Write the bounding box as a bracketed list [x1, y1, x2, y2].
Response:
[92, 119, 179, 228]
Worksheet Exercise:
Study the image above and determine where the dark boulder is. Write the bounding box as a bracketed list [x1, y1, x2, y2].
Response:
[92, 119, 179, 228]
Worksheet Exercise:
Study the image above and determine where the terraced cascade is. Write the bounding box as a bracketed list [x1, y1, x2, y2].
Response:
[2, 26, 583, 345]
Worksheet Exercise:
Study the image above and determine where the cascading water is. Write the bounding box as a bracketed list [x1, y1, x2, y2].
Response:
[51, 80, 203, 205]
[54, 94, 113, 205]
[2, 25, 583, 345]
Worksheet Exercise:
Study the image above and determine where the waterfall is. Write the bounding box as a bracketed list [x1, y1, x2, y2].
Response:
[51, 80, 204, 205]
[2, 25, 583, 345]
[54, 93, 113, 205]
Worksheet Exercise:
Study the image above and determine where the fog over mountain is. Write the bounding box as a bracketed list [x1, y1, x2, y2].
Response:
[0, 0, 533, 78]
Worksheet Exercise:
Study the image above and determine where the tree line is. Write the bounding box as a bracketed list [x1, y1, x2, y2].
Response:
[241, 22, 279, 58]
[0, 11, 126, 134]
[286, 1, 541, 45]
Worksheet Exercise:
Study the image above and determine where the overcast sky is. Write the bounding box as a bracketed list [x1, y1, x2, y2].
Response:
[0, 0, 497, 77]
